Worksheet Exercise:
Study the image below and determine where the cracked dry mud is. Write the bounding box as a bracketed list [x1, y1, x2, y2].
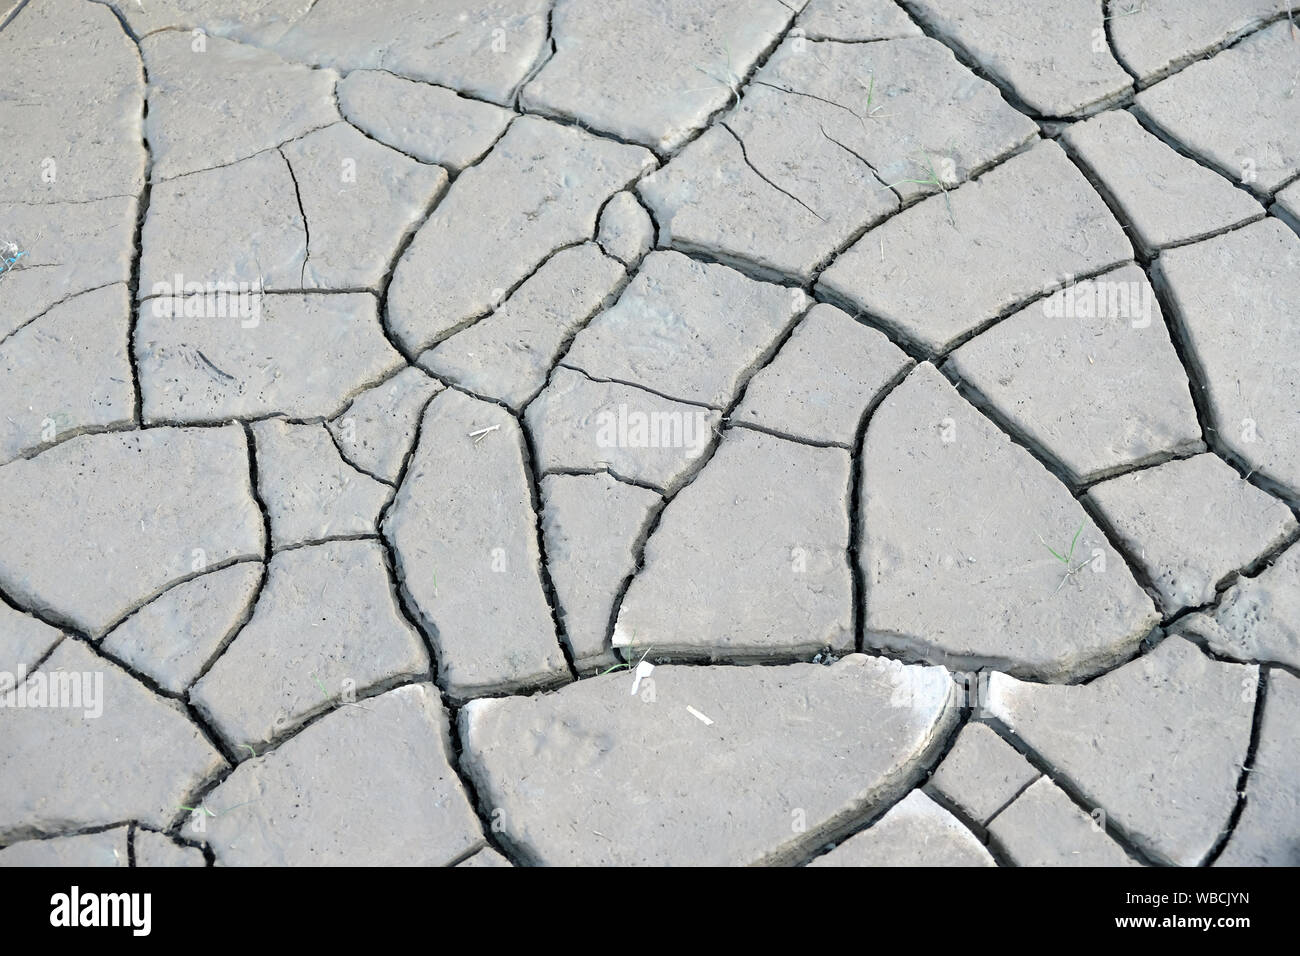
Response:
[0, 0, 1298, 869]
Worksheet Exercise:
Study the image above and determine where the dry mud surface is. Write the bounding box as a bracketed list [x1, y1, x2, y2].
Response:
[1, 0, 1299, 867]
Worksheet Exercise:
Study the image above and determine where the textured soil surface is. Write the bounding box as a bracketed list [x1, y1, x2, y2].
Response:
[1, 0, 1299, 867]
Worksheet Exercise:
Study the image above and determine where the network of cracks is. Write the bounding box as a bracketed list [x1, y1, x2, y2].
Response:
[1, 0, 1299, 867]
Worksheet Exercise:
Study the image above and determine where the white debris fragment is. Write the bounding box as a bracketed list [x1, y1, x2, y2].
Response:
[630, 659, 654, 696]
[686, 705, 714, 726]
[468, 424, 501, 444]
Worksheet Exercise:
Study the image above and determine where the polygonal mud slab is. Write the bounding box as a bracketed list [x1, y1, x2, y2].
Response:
[88, 0, 315, 46]
[859, 364, 1159, 680]
[269, 0, 551, 105]
[928, 722, 1040, 828]
[758, 36, 1038, 203]
[457, 847, 512, 867]
[525, 366, 721, 494]
[614, 427, 853, 661]
[639, 54, 888, 278]
[0, 427, 263, 637]
[565, 251, 800, 408]
[0, 601, 62, 675]
[596, 192, 654, 267]
[640, 36, 1035, 280]
[190, 540, 428, 753]
[1061, 109, 1264, 255]
[137, 292, 403, 423]
[281, 123, 448, 289]
[987, 636, 1257, 866]
[199, 683, 483, 865]
[337, 71, 514, 172]
[327, 367, 442, 484]
[0, 826, 129, 867]
[0, 0, 146, 204]
[819, 142, 1131, 354]
[1134, 20, 1300, 194]
[1087, 455, 1297, 614]
[0, 196, 137, 341]
[810, 790, 995, 867]
[0, 283, 135, 465]
[734, 304, 911, 447]
[520, 0, 793, 153]
[638, 117, 891, 284]
[388, 116, 652, 355]
[797, 0, 921, 41]
[142, 31, 339, 181]
[133, 829, 206, 867]
[902, 0, 1131, 117]
[945, 264, 1203, 485]
[0, 640, 226, 841]
[1177, 541, 1300, 670]
[420, 242, 627, 410]
[140, 150, 306, 295]
[383, 389, 569, 700]
[1107, 0, 1291, 82]
[1215, 668, 1300, 866]
[540, 474, 660, 672]
[734, 304, 912, 448]
[1155, 219, 1300, 500]
[99, 561, 263, 696]
[988, 776, 1139, 867]
[460, 655, 960, 865]
[142, 129, 446, 294]
[251, 420, 392, 550]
